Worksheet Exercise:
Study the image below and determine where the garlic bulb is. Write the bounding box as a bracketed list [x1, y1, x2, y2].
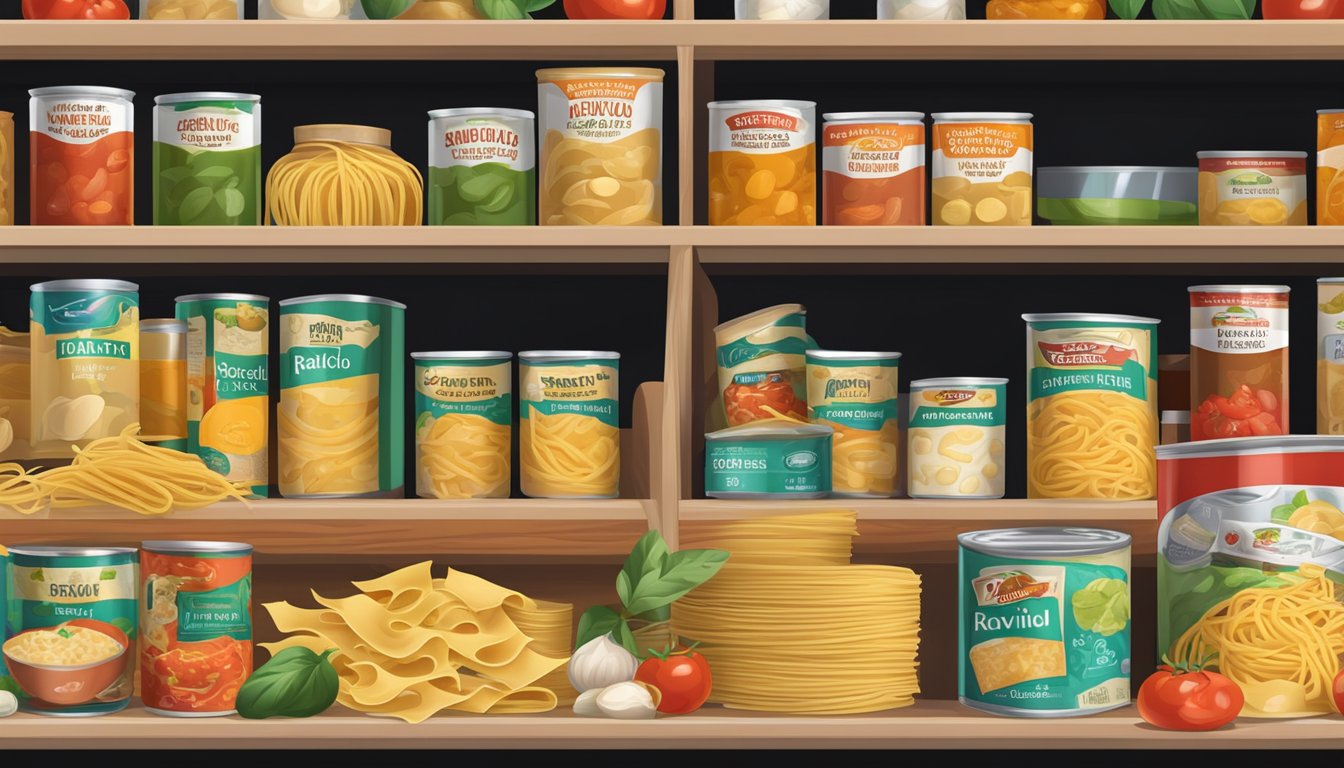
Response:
[567, 634, 639, 693]
[0, 691, 17, 718]
[595, 681, 658, 720]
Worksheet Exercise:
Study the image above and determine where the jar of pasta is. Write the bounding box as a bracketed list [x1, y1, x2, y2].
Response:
[987, 0, 1105, 18]
[141, 0, 241, 18]
[536, 68, 663, 227]
[709, 100, 817, 226]
[822, 112, 925, 226]
[908, 378, 1006, 499]
[0, 111, 11, 226]
[932, 112, 1032, 227]
[807, 350, 901, 498]
[735, 0, 829, 17]
[261, 0, 355, 18]
[519, 351, 620, 499]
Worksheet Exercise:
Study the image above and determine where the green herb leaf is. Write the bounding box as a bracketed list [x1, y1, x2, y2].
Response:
[99, 569, 117, 581]
[612, 618, 640, 657]
[1292, 489, 1310, 508]
[1271, 503, 1297, 523]
[1193, 0, 1253, 17]
[575, 605, 623, 651]
[237, 647, 339, 719]
[57, 628, 72, 639]
[217, 188, 247, 219]
[360, 0, 417, 18]
[1151, 0, 1204, 17]
[178, 186, 215, 223]
[1109, 0, 1146, 18]
[621, 547, 729, 616]
[458, 172, 508, 203]
[634, 604, 671, 623]
[29, 568, 43, 582]
[476, 0, 529, 18]
[616, 530, 670, 609]
[525, 0, 556, 9]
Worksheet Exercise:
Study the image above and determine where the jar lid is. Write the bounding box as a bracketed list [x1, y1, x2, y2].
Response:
[294, 124, 391, 148]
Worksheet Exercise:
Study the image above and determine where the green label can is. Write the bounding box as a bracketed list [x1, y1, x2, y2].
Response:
[176, 293, 270, 497]
[806, 350, 900, 498]
[412, 351, 512, 499]
[519, 351, 619, 499]
[278, 294, 405, 498]
[428, 108, 536, 226]
[908, 377, 1008, 500]
[959, 528, 1132, 718]
[153, 92, 261, 226]
[2, 546, 138, 716]
[704, 421, 833, 499]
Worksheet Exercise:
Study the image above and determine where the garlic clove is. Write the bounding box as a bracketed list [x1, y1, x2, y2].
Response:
[573, 688, 602, 718]
[595, 681, 658, 720]
[0, 690, 16, 718]
[567, 633, 639, 693]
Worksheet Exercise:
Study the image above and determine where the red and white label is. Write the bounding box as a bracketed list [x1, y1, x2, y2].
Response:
[1190, 291, 1289, 355]
[33, 95, 132, 145]
[1038, 341, 1136, 368]
[431, 116, 533, 171]
[712, 106, 814, 155]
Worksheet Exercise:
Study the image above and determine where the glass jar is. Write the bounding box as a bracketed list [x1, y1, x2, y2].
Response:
[986, 0, 1105, 18]
[141, 0, 242, 19]
[261, 0, 355, 19]
[736, 0, 830, 19]
[878, 0, 966, 19]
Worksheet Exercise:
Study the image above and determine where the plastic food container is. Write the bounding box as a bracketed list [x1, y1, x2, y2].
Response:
[879, 0, 966, 18]
[736, 0, 829, 18]
[1037, 166, 1198, 226]
[141, 0, 241, 18]
[1197, 151, 1308, 226]
[261, 0, 355, 18]
[705, 421, 833, 499]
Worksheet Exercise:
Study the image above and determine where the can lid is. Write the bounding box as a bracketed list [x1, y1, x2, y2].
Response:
[29, 85, 135, 101]
[537, 67, 664, 82]
[175, 293, 270, 303]
[822, 111, 925, 123]
[294, 124, 391, 148]
[958, 527, 1131, 558]
[6, 545, 137, 557]
[1188, 284, 1290, 293]
[1196, 151, 1309, 159]
[428, 107, 534, 121]
[1161, 410, 1191, 424]
[155, 92, 260, 106]
[932, 112, 1032, 122]
[142, 540, 253, 555]
[910, 377, 1009, 388]
[705, 421, 833, 442]
[1022, 312, 1160, 325]
[806, 350, 902, 362]
[1038, 165, 1195, 174]
[519, 350, 620, 362]
[412, 351, 513, 361]
[1318, 109, 1344, 115]
[1156, 435, 1344, 459]
[1319, 278, 1344, 284]
[31, 279, 138, 293]
[713, 303, 806, 336]
[141, 319, 187, 334]
[708, 100, 817, 111]
[279, 294, 406, 309]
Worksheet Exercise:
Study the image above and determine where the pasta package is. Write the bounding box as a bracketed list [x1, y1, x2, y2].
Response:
[714, 304, 814, 429]
[536, 67, 664, 226]
[1024, 313, 1159, 500]
[806, 350, 901, 497]
[413, 351, 512, 499]
[1157, 437, 1344, 718]
[519, 351, 620, 499]
[267, 124, 422, 226]
[709, 100, 817, 226]
[278, 294, 405, 499]
[0, 326, 31, 461]
[908, 377, 1007, 499]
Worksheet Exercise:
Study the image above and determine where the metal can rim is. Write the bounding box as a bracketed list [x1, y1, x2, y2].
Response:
[823, 111, 925, 123]
[910, 377, 1009, 388]
[1188, 284, 1291, 293]
[931, 112, 1033, 122]
[6, 545, 137, 558]
[141, 540, 253, 555]
[1196, 151, 1309, 159]
[29, 85, 135, 101]
[175, 293, 270, 303]
[1022, 312, 1161, 325]
[705, 422, 834, 442]
[519, 350, 620, 362]
[412, 351, 513, 361]
[141, 319, 187, 333]
[31, 279, 138, 293]
[154, 92, 260, 106]
[806, 350, 902, 362]
[428, 107, 534, 121]
[1156, 435, 1344, 460]
[279, 294, 407, 309]
[537, 67, 665, 82]
[958, 527, 1131, 558]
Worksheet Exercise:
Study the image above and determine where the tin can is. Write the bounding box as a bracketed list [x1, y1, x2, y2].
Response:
[1197, 151, 1308, 226]
[0, 110, 12, 226]
[932, 112, 1033, 226]
[140, 319, 187, 450]
[412, 351, 512, 499]
[715, 304, 812, 428]
[428, 108, 535, 226]
[908, 377, 1007, 499]
[708, 100, 817, 226]
[519, 351, 620, 499]
[704, 421, 832, 499]
[1189, 285, 1289, 441]
[806, 350, 901, 498]
[0, 326, 31, 461]
[30, 279, 140, 458]
[2, 546, 137, 716]
[1320, 279, 1344, 435]
[176, 293, 270, 497]
[278, 294, 405, 498]
[140, 540, 252, 717]
[822, 112, 926, 226]
[153, 92, 261, 226]
[1321, 110, 1344, 226]
[959, 528, 1132, 718]
[29, 86, 135, 226]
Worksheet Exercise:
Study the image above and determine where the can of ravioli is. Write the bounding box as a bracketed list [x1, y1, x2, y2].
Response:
[958, 528, 1132, 718]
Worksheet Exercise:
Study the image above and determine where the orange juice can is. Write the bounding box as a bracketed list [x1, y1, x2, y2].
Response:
[931, 112, 1033, 227]
[822, 112, 926, 226]
[709, 100, 817, 226]
[1319, 109, 1344, 226]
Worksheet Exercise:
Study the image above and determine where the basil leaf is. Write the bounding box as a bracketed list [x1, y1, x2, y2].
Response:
[613, 618, 640, 658]
[634, 604, 671, 623]
[1193, 0, 1253, 17]
[621, 547, 729, 616]
[616, 529, 670, 609]
[526, 0, 556, 9]
[361, 0, 417, 18]
[237, 647, 339, 719]
[1292, 489, 1309, 508]
[476, 0, 528, 18]
[575, 605, 623, 651]
[1271, 503, 1298, 523]
[1109, 0, 1146, 17]
[1152, 0, 1204, 17]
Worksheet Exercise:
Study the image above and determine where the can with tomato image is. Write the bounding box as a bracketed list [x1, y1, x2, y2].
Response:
[1188, 285, 1289, 441]
[29, 86, 134, 226]
[714, 304, 815, 430]
[140, 541, 252, 717]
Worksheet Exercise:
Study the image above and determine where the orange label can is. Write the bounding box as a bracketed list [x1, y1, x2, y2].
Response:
[822, 112, 925, 226]
[931, 112, 1033, 227]
[28, 86, 134, 226]
[1319, 109, 1344, 226]
[140, 541, 253, 717]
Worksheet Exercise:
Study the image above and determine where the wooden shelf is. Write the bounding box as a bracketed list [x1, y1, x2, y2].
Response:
[0, 499, 653, 557]
[1, 701, 1340, 749]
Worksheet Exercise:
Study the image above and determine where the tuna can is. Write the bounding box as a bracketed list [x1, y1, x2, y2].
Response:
[704, 421, 833, 499]
[958, 528, 1132, 718]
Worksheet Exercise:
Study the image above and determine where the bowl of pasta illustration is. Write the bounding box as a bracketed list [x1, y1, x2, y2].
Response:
[2, 619, 130, 706]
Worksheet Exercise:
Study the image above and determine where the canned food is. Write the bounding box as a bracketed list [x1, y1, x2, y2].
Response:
[1160, 410, 1190, 445]
[709, 100, 817, 226]
[1189, 285, 1289, 441]
[908, 377, 1007, 499]
[1197, 151, 1308, 226]
[0, 326, 31, 461]
[0, 110, 12, 226]
[822, 112, 925, 226]
[932, 112, 1033, 226]
[959, 528, 1132, 718]
[412, 351, 512, 499]
[153, 92, 261, 226]
[715, 304, 812, 428]
[176, 294, 270, 498]
[30, 280, 140, 458]
[806, 350, 901, 498]
[704, 421, 833, 499]
[29, 86, 135, 226]
[2, 546, 138, 716]
[140, 319, 187, 450]
[735, 0, 829, 17]
[1023, 313, 1159, 500]
[428, 108, 535, 226]
[278, 294, 405, 498]
[140, 541, 252, 717]
[536, 68, 663, 226]
[1320, 279, 1344, 435]
[1321, 110, 1344, 226]
[519, 351, 620, 499]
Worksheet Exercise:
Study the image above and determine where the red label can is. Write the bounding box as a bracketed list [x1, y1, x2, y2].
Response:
[1188, 285, 1289, 441]
[28, 86, 134, 226]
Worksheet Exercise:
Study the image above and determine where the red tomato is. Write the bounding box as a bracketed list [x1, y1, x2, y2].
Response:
[1137, 663, 1244, 731]
[22, 0, 130, 19]
[634, 647, 712, 715]
[1263, 0, 1343, 17]
[1333, 668, 1344, 715]
[564, 0, 667, 19]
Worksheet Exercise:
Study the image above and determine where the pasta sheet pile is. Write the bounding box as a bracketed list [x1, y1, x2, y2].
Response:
[673, 511, 922, 714]
[262, 562, 573, 722]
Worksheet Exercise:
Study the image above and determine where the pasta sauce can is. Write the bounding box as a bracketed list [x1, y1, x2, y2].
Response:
[412, 351, 513, 499]
[1188, 285, 1289, 441]
[29, 86, 135, 226]
[908, 377, 1007, 500]
[822, 112, 926, 226]
[519, 351, 620, 499]
[805, 350, 901, 497]
[140, 541, 252, 717]
[278, 294, 405, 499]
[709, 100, 817, 226]
[2, 546, 137, 716]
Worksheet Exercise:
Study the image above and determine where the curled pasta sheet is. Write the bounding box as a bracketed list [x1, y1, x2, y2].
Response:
[262, 561, 570, 722]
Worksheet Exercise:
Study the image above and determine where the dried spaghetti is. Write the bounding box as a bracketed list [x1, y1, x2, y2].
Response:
[266, 124, 422, 226]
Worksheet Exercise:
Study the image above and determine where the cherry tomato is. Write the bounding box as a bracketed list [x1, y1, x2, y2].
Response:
[564, 0, 667, 19]
[22, 0, 130, 19]
[634, 646, 712, 715]
[1137, 662, 1244, 731]
[1333, 668, 1344, 714]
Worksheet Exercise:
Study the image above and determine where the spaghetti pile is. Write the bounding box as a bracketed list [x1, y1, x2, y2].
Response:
[1027, 391, 1157, 500]
[266, 125, 422, 226]
[520, 409, 620, 497]
[418, 413, 510, 499]
[673, 510, 922, 714]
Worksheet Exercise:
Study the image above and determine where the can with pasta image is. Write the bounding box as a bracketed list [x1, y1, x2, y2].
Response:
[805, 350, 901, 498]
[908, 377, 1007, 500]
[518, 350, 620, 499]
[412, 351, 512, 499]
[277, 294, 405, 498]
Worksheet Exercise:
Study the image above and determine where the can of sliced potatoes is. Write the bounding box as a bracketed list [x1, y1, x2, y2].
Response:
[931, 112, 1033, 226]
[908, 377, 1007, 499]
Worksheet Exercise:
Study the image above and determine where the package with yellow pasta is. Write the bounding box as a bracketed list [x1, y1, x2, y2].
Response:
[266, 125, 422, 226]
[709, 100, 817, 226]
[278, 294, 405, 499]
[141, 0, 242, 18]
[519, 351, 619, 499]
[262, 561, 572, 723]
[806, 350, 900, 498]
[908, 377, 1006, 500]
[0, 326, 30, 461]
[413, 351, 512, 500]
[536, 67, 663, 226]
[1024, 313, 1159, 500]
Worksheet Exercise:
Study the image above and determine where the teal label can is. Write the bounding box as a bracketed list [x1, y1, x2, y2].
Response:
[704, 422, 833, 499]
